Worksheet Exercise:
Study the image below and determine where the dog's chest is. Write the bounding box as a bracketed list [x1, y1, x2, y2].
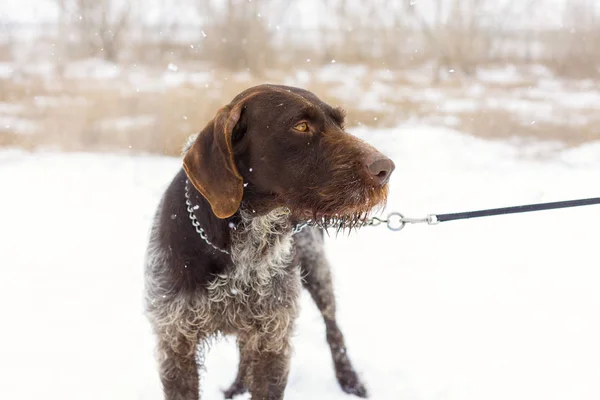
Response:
[206, 260, 301, 313]
[203, 209, 302, 334]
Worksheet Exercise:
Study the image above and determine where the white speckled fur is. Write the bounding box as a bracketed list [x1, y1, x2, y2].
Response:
[145, 204, 301, 359]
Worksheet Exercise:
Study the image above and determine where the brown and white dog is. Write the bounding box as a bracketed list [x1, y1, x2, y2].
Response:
[144, 84, 394, 400]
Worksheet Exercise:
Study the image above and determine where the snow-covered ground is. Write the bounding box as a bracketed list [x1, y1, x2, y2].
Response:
[1, 125, 600, 400]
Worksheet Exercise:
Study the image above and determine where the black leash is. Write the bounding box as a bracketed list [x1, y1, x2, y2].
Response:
[436, 197, 600, 222]
[371, 197, 600, 231]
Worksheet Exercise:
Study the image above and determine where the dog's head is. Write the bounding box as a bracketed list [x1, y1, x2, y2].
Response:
[183, 84, 394, 226]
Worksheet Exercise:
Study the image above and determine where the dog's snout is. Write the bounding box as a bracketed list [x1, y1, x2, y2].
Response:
[366, 155, 395, 185]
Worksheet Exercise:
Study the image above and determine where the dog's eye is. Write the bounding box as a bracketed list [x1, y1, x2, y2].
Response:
[293, 122, 308, 132]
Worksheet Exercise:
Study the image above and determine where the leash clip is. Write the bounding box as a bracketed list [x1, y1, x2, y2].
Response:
[369, 212, 439, 232]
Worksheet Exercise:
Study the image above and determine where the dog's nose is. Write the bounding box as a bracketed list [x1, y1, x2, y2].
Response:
[366, 156, 395, 185]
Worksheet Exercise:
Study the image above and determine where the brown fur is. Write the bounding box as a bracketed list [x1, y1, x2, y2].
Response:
[144, 84, 394, 400]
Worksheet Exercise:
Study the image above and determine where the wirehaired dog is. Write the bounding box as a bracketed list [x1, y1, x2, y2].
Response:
[144, 84, 395, 400]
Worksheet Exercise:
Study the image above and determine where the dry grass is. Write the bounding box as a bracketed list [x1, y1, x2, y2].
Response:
[1, 76, 253, 155]
[1, 63, 599, 156]
[458, 109, 600, 146]
[3, 1, 600, 158]
[0, 73, 346, 155]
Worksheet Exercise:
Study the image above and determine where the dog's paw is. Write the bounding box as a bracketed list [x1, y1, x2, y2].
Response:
[337, 370, 368, 398]
[222, 381, 248, 399]
[341, 379, 368, 398]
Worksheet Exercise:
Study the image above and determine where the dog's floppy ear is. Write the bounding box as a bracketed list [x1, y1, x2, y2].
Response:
[183, 105, 244, 219]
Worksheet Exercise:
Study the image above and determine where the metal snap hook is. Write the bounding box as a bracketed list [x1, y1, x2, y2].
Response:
[386, 212, 406, 231]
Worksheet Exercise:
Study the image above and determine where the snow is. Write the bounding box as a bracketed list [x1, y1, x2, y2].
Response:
[317, 64, 369, 83]
[559, 141, 600, 167]
[477, 65, 524, 84]
[0, 102, 25, 114]
[1, 125, 600, 400]
[64, 58, 121, 80]
[97, 115, 157, 132]
[33, 95, 88, 108]
[0, 116, 38, 134]
[0, 63, 13, 79]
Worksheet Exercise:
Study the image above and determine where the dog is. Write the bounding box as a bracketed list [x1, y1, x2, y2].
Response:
[144, 84, 395, 400]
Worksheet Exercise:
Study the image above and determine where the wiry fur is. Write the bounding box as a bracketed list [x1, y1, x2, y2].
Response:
[200, 207, 301, 353]
[146, 206, 300, 353]
[145, 203, 302, 399]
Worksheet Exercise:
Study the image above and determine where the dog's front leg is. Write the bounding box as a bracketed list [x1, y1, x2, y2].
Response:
[300, 248, 368, 398]
[156, 332, 202, 400]
[223, 338, 251, 399]
[247, 340, 292, 400]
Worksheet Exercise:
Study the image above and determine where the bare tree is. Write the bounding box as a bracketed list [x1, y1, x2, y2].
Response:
[555, 0, 600, 76]
[194, 0, 282, 72]
[302, 0, 412, 66]
[405, 0, 456, 82]
[55, 0, 132, 62]
[405, 0, 526, 82]
[0, 15, 13, 62]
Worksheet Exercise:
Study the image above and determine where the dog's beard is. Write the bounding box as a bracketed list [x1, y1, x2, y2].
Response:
[289, 133, 390, 232]
[286, 177, 389, 233]
[240, 161, 389, 233]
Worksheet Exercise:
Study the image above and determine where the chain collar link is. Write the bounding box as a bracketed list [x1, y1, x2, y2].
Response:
[186, 180, 600, 248]
[185, 179, 431, 254]
[185, 180, 231, 254]
[185, 179, 315, 254]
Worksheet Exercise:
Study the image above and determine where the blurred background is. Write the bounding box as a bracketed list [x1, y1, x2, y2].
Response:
[2, 2, 600, 400]
[1, 0, 599, 154]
